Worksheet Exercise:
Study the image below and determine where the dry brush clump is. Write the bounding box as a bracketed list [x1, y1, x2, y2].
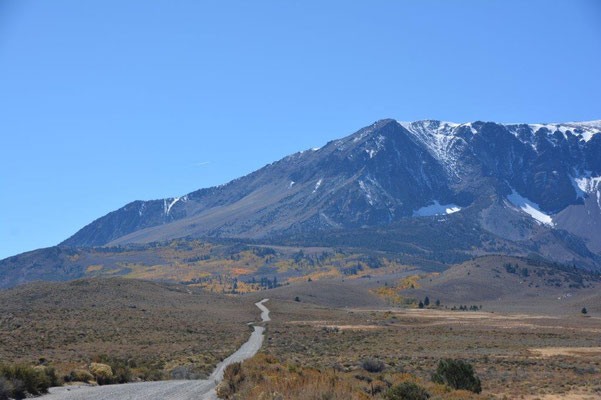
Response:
[89, 362, 113, 385]
[383, 381, 430, 400]
[217, 354, 366, 399]
[216, 354, 483, 400]
[0, 363, 59, 399]
[431, 359, 481, 394]
[361, 358, 385, 373]
[60, 355, 167, 386]
[64, 369, 94, 383]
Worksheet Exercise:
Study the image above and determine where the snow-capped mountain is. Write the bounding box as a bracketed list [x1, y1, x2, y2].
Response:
[61, 119, 601, 267]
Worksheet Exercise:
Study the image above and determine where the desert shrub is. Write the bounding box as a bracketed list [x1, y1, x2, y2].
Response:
[88, 359, 134, 384]
[111, 365, 133, 384]
[11, 380, 26, 400]
[34, 366, 60, 387]
[0, 377, 13, 400]
[354, 374, 373, 383]
[431, 359, 481, 393]
[361, 358, 385, 373]
[19, 366, 51, 395]
[90, 355, 164, 383]
[90, 362, 114, 385]
[216, 362, 245, 398]
[384, 381, 430, 400]
[169, 364, 204, 380]
[0, 364, 53, 397]
[65, 369, 94, 383]
[135, 366, 165, 381]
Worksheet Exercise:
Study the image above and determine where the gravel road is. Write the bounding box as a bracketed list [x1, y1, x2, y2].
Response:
[40, 299, 270, 400]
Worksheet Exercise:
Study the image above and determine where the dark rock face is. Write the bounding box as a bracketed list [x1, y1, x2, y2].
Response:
[59, 119, 601, 264]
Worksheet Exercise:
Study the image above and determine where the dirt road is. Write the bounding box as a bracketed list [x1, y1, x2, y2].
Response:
[40, 299, 270, 400]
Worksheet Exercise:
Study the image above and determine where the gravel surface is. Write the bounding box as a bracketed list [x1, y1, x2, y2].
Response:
[40, 299, 270, 400]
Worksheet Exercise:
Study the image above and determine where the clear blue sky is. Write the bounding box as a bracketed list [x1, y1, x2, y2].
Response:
[1, 0, 600, 259]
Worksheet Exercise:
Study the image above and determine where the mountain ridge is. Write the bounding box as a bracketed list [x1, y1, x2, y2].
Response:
[58, 118, 601, 269]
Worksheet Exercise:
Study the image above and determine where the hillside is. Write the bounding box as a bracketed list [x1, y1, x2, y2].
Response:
[0, 278, 257, 377]
[0, 239, 422, 289]
[394, 255, 601, 313]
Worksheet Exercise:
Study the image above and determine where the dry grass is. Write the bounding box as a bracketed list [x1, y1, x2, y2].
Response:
[216, 353, 482, 400]
[256, 299, 601, 399]
[0, 278, 257, 378]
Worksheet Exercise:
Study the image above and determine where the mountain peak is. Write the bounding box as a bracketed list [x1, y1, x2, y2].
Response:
[60, 118, 601, 269]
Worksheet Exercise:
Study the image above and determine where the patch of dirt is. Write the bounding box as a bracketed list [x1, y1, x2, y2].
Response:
[523, 390, 600, 399]
[529, 347, 601, 357]
[287, 321, 383, 330]
[324, 325, 382, 330]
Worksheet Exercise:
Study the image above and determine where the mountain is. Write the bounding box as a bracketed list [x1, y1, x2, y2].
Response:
[56, 119, 601, 268]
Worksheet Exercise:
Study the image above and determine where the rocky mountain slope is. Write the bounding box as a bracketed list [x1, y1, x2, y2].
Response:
[58, 118, 601, 269]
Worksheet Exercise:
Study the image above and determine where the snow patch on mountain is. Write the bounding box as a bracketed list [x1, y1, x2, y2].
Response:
[164, 196, 187, 215]
[397, 120, 601, 164]
[574, 174, 601, 194]
[313, 178, 323, 193]
[413, 200, 461, 217]
[397, 120, 464, 176]
[572, 174, 601, 209]
[507, 189, 554, 226]
[527, 122, 601, 142]
[358, 180, 374, 205]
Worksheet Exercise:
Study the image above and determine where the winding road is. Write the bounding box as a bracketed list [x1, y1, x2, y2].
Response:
[40, 299, 270, 400]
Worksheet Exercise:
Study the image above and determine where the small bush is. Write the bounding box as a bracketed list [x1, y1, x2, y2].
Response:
[0, 364, 54, 398]
[216, 362, 245, 398]
[11, 379, 26, 400]
[135, 366, 165, 382]
[361, 358, 385, 373]
[169, 365, 204, 380]
[384, 381, 430, 400]
[0, 377, 14, 400]
[34, 366, 60, 387]
[431, 359, 481, 393]
[90, 363, 114, 385]
[111, 365, 133, 384]
[90, 355, 149, 383]
[354, 374, 373, 383]
[65, 369, 94, 383]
